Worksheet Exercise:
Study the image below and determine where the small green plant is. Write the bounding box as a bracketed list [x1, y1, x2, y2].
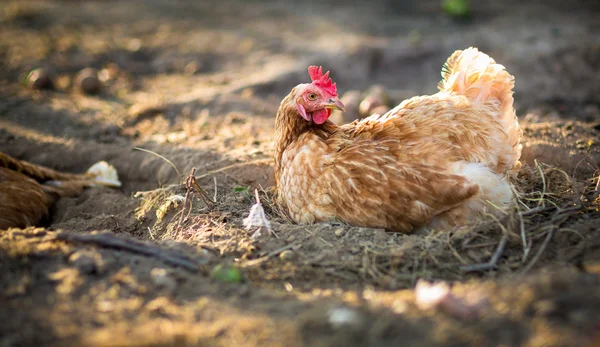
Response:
[233, 186, 250, 194]
[210, 264, 243, 283]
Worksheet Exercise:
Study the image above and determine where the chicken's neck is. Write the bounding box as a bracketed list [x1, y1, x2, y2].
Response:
[273, 94, 336, 178]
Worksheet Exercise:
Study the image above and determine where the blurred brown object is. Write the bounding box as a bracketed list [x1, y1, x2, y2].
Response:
[74, 68, 102, 94]
[331, 90, 362, 124]
[359, 85, 390, 118]
[26, 68, 53, 90]
[0, 152, 120, 230]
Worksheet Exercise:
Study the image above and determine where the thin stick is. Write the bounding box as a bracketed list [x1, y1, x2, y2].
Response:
[521, 226, 554, 274]
[213, 177, 218, 203]
[134, 147, 183, 183]
[534, 159, 547, 207]
[194, 159, 272, 181]
[55, 232, 204, 271]
[460, 234, 508, 272]
[241, 243, 295, 268]
[177, 169, 195, 231]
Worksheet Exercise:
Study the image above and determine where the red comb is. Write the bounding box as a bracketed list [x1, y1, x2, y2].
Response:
[308, 66, 337, 97]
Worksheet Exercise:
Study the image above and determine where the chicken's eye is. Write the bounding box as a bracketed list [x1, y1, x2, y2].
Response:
[307, 93, 317, 101]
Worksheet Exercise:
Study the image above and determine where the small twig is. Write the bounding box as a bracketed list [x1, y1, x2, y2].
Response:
[460, 234, 508, 273]
[178, 168, 215, 231]
[521, 226, 554, 275]
[519, 205, 553, 217]
[177, 169, 195, 231]
[134, 146, 183, 183]
[241, 243, 296, 267]
[55, 232, 204, 271]
[194, 159, 272, 181]
[520, 204, 581, 274]
[213, 177, 218, 203]
[534, 159, 547, 207]
[187, 169, 214, 208]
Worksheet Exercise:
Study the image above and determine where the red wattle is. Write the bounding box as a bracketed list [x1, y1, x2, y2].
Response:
[312, 109, 331, 124]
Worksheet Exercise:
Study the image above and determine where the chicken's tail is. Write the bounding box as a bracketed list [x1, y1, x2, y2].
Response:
[438, 47, 522, 173]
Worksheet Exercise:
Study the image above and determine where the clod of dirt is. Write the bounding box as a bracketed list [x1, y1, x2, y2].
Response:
[68, 249, 106, 275]
[150, 267, 177, 292]
[26, 68, 53, 90]
[69, 250, 97, 274]
[74, 68, 102, 94]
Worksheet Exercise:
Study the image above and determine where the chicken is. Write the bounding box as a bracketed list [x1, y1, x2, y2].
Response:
[274, 47, 522, 232]
[0, 152, 121, 230]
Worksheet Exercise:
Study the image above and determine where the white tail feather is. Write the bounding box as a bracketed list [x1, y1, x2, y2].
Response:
[86, 161, 121, 187]
[439, 47, 522, 173]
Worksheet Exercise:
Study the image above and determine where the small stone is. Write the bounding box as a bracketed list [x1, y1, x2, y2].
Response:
[334, 229, 345, 237]
[74, 68, 102, 94]
[184, 61, 199, 76]
[279, 249, 296, 262]
[69, 251, 97, 274]
[150, 268, 177, 292]
[27, 68, 53, 90]
[99, 64, 120, 82]
[328, 307, 363, 328]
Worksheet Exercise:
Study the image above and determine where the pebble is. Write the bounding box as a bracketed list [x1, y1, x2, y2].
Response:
[27, 68, 53, 90]
[334, 229, 345, 237]
[279, 249, 296, 262]
[327, 307, 363, 328]
[74, 67, 102, 94]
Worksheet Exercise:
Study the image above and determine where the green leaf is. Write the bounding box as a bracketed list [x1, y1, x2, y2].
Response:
[442, 0, 471, 18]
[210, 264, 243, 283]
[233, 186, 249, 194]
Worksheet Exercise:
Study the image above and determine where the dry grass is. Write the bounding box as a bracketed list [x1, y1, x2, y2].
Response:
[131, 158, 599, 289]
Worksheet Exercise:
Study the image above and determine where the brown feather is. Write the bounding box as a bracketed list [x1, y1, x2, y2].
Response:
[274, 48, 522, 232]
[0, 152, 119, 229]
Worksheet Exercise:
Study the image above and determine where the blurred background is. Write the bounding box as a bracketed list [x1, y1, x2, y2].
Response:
[2, 0, 599, 116]
[1, 0, 598, 187]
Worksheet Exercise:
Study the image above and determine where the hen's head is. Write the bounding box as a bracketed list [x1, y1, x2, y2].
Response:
[291, 66, 345, 124]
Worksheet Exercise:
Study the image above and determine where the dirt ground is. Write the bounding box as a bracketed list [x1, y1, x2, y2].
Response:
[1, 1, 600, 346]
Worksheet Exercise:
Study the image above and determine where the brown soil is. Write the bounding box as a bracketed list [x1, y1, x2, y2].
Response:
[1, 1, 600, 346]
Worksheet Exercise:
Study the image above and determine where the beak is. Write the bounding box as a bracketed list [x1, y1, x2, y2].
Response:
[323, 98, 345, 112]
